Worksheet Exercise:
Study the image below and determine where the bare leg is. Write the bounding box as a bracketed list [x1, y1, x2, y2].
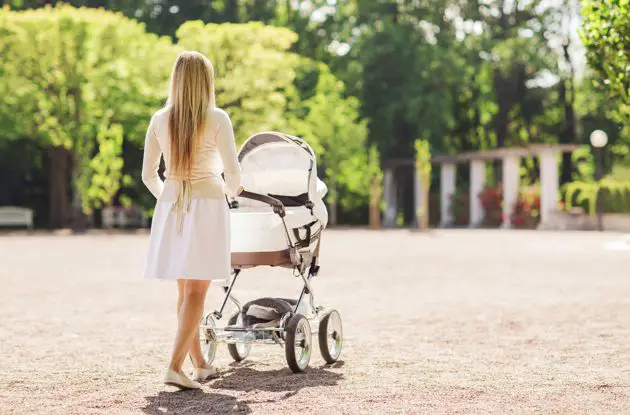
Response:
[176, 280, 209, 369]
[169, 279, 210, 372]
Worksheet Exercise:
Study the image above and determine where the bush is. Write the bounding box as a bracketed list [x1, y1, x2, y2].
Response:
[449, 189, 470, 226]
[510, 187, 541, 229]
[478, 185, 503, 227]
[564, 179, 630, 215]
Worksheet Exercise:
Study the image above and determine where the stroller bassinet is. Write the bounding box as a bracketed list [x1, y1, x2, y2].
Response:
[230, 132, 328, 269]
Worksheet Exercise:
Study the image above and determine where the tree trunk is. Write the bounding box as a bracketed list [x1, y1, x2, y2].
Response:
[559, 79, 576, 184]
[369, 175, 382, 229]
[48, 146, 70, 229]
[560, 43, 577, 184]
[70, 159, 89, 234]
[493, 72, 511, 182]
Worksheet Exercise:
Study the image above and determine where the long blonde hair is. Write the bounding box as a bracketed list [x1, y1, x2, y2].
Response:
[167, 51, 215, 177]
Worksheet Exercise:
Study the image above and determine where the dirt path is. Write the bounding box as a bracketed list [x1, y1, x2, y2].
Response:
[1, 230, 628, 414]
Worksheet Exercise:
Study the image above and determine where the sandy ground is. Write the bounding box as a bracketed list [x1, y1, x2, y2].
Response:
[0, 229, 629, 414]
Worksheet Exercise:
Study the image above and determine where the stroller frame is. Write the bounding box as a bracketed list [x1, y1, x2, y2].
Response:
[199, 191, 342, 373]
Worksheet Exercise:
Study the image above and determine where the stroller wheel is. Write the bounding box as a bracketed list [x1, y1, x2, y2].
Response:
[200, 313, 217, 365]
[285, 314, 312, 373]
[227, 312, 251, 362]
[318, 310, 343, 364]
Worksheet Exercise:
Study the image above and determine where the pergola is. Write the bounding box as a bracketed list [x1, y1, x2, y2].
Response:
[382, 144, 579, 229]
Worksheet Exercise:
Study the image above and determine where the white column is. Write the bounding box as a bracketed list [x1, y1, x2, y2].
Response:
[440, 163, 456, 227]
[469, 160, 485, 227]
[502, 155, 520, 229]
[539, 149, 559, 227]
[383, 168, 396, 227]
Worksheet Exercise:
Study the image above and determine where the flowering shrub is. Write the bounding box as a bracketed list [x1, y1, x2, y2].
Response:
[478, 185, 503, 227]
[510, 187, 541, 229]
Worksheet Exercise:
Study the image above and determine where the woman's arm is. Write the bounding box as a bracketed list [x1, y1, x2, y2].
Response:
[215, 109, 242, 196]
[141, 115, 164, 199]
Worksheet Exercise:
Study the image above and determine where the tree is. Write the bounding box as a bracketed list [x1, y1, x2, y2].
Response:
[296, 62, 376, 220]
[175, 21, 301, 145]
[176, 21, 377, 222]
[0, 5, 175, 227]
[580, 0, 629, 126]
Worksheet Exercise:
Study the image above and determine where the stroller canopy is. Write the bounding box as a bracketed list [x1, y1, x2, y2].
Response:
[236, 132, 328, 226]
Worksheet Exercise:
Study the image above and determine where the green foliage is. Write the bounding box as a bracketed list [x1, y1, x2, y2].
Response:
[574, 77, 629, 173]
[564, 181, 598, 214]
[0, 8, 378, 223]
[564, 178, 630, 214]
[611, 164, 630, 181]
[82, 123, 124, 212]
[0, 5, 175, 213]
[414, 139, 431, 226]
[571, 145, 596, 180]
[414, 139, 431, 179]
[300, 64, 376, 211]
[176, 21, 300, 145]
[2, 1, 628, 226]
[352, 16, 458, 158]
[580, 0, 629, 125]
[176, 22, 376, 213]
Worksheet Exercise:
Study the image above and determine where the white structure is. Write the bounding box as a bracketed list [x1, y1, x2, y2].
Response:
[431, 145, 578, 229]
[440, 163, 456, 227]
[0, 206, 34, 229]
[538, 148, 560, 227]
[383, 168, 397, 227]
[381, 144, 577, 229]
[502, 155, 520, 229]
[469, 160, 485, 227]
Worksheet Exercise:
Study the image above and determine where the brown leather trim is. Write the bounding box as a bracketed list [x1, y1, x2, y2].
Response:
[232, 250, 292, 267]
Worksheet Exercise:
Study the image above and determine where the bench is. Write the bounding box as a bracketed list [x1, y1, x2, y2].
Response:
[102, 206, 148, 229]
[0, 206, 34, 229]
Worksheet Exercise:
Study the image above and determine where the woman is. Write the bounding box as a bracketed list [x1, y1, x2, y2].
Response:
[142, 51, 242, 389]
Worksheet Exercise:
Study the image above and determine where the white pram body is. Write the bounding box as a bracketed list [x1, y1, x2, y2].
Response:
[200, 132, 343, 374]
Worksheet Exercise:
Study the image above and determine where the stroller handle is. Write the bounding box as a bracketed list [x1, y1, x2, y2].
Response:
[238, 190, 286, 217]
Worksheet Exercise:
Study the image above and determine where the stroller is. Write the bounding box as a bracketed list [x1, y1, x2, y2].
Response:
[199, 132, 343, 373]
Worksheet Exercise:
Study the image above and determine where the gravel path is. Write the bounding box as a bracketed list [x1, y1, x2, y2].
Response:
[1, 229, 629, 414]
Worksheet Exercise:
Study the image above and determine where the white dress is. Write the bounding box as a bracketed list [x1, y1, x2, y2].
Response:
[141, 107, 241, 280]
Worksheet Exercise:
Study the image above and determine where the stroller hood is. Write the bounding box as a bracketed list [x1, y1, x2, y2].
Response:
[236, 132, 328, 227]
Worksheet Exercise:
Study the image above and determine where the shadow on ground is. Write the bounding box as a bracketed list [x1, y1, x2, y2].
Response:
[212, 362, 344, 394]
[141, 363, 344, 414]
[142, 389, 250, 415]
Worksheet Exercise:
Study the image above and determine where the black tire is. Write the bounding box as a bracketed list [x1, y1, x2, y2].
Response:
[227, 312, 251, 362]
[319, 310, 343, 364]
[284, 314, 311, 373]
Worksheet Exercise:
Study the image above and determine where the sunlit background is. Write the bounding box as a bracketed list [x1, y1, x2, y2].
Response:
[0, 0, 627, 230]
[0, 1, 628, 413]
